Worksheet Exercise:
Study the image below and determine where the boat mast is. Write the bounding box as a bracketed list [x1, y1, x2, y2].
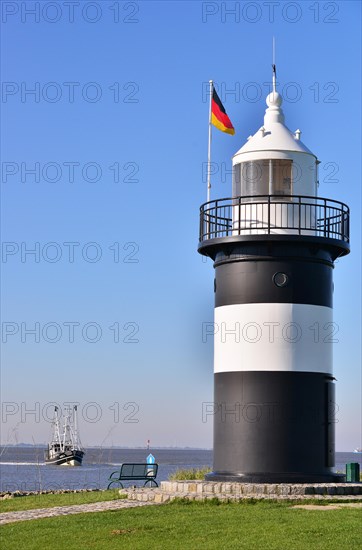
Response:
[62, 407, 71, 450]
[73, 405, 78, 450]
[53, 407, 61, 447]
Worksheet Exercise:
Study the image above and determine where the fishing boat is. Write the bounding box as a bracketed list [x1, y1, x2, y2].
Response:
[45, 406, 85, 466]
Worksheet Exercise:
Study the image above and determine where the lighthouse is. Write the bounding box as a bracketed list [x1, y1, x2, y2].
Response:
[198, 73, 350, 483]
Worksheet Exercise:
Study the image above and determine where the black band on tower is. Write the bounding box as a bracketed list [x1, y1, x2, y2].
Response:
[215, 256, 333, 308]
[207, 371, 338, 483]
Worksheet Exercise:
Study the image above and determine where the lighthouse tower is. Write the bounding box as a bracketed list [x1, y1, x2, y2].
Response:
[198, 76, 350, 483]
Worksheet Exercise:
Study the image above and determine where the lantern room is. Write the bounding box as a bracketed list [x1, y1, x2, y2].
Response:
[232, 90, 318, 199]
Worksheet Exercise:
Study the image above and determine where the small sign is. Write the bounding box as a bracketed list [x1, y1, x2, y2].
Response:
[146, 453, 155, 464]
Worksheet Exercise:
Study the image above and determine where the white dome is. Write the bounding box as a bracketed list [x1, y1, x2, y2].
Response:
[233, 90, 316, 160]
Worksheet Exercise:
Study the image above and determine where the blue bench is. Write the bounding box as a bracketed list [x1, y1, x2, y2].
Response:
[107, 463, 158, 489]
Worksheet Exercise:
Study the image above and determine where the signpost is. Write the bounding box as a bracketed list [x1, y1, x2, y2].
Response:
[146, 453, 155, 477]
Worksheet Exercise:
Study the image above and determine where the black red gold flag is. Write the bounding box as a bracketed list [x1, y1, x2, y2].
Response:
[211, 89, 235, 135]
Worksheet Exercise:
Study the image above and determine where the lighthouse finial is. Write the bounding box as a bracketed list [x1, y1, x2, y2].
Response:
[265, 38, 284, 123]
[272, 36, 276, 94]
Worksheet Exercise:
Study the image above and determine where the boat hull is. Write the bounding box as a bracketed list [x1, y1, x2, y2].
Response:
[45, 450, 84, 466]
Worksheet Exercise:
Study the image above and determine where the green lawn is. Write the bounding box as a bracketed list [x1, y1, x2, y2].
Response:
[0, 489, 123, 513]
[1, 500, 361, 550]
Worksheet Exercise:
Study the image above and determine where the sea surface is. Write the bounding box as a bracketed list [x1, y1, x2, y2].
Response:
[0, 447, 360, 492]
[0, 447, 212, 492]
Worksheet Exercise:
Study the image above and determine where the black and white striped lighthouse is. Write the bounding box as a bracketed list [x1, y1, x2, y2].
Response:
[198, 75, 350, 483]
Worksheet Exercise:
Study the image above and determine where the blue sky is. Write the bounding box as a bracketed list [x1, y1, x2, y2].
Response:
[1, 1, 361, 451]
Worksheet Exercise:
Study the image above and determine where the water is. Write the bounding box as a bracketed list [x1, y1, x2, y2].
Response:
[0, 447, 212, 492]
[0, 447, 360, 492]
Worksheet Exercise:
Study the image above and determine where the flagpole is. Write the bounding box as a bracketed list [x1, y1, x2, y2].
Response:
[207, 79, 213, 204]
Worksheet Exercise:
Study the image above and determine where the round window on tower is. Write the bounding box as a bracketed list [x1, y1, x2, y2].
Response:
[273, 272, 289, 288]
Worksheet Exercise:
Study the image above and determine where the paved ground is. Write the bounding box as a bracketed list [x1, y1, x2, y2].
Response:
[292, 503, 362, 510]
[0, 499, 158, 525]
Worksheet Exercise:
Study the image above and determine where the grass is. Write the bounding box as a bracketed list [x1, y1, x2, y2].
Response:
[0, 489, 125, 513]
[1, 500, 361, 550]
[168, 467, 211, 480]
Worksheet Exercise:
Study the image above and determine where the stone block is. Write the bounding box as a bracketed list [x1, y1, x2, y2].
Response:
[279, 485, 291, 496]
[290, 486, 304, 496]
[242, 484, 251, 494]
[232, 484, 242, 495]
[254, 485, 266, 495]
[266, 484, 278, 495]
[212, 482, 222, 493]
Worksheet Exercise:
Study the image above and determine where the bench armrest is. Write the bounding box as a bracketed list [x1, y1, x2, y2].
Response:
[108, 470, 121, 479]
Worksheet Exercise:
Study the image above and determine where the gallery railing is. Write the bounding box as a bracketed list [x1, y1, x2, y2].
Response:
[199, 195, 350, 243]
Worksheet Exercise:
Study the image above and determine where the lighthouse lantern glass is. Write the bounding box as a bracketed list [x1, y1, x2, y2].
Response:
[233, 160, 293, 199]
[272, 160, 293, 196]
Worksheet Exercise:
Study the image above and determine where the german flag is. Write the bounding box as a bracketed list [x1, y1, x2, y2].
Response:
[211, 88, 235, 135]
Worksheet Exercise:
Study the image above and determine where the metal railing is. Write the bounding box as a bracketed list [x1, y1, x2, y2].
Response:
[199, 195, 350, 243]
